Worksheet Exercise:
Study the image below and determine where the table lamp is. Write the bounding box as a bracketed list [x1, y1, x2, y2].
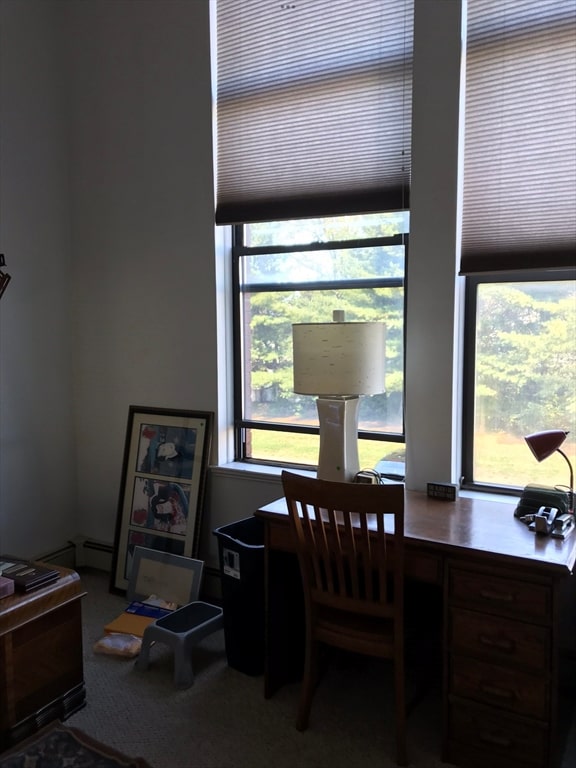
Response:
[292, 310, 386, 482]
[524, 429, 574, 514]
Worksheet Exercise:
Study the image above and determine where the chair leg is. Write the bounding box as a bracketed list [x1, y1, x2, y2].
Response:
[394, 655, 407, 767]
[296, 635, 318, 731]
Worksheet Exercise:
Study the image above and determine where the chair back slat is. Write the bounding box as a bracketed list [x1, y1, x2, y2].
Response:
[282, 471, 404, 619]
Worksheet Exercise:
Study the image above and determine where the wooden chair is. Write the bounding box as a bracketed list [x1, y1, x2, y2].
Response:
[281, 470, 407, 766]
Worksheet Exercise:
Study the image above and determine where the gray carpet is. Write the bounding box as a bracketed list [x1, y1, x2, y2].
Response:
[64, 568, 571, 768]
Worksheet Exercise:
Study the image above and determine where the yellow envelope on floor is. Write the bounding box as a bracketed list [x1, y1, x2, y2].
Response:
[104, 612, 155, 638]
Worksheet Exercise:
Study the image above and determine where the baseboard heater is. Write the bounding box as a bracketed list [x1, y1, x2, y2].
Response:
[34, 541, 222, 601]
[34, 543, 76, 568]
[34, 539, 114, 571]
[78, 539, 115, 571]
[82, 540, 115, 554]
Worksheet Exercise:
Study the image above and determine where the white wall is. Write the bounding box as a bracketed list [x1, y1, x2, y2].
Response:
[64, 0, 219, 546]
[0, 0, 465, 567]
[0, 0, 77, 558]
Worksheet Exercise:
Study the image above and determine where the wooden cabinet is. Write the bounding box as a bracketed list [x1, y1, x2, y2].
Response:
[445, 563, 555, 768]
[0, 565, 86, 749]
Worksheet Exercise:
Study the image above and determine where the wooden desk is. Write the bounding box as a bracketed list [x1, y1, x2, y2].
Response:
[0, 565, 86, 749]
[255, 492, 576, 768]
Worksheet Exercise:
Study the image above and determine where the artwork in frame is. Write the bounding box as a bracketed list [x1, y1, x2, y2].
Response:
[110, 406, 214, 594]
[127, 546, 204, 606]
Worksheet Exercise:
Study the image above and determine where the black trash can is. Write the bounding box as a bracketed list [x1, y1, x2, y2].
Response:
[213, 516, 265, 676]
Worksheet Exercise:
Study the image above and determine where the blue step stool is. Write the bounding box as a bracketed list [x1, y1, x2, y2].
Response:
[136, 600, 223, 688]
[129, 549, 223, 688]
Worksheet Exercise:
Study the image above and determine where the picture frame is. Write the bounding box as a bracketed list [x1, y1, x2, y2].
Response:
[127, 546, 204, 606]
[110, 406, 213, 594]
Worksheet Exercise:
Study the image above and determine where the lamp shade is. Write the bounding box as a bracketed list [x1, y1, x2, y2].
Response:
[292, 321, 386, 397]
[525, 430, 569, 462]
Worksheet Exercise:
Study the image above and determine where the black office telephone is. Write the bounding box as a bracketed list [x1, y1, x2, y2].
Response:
[515, 484, 574, 539]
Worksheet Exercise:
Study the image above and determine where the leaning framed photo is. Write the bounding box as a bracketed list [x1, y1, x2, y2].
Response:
[127, 546, 204, 606]
[110, 406, 214, 594]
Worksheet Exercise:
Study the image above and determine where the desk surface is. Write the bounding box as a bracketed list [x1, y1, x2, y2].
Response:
[256, 491, 576, 576]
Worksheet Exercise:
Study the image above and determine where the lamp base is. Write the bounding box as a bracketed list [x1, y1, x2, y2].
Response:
[316, 397, 360, 483]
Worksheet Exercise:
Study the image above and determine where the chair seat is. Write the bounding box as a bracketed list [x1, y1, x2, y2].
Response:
[135, 600, 223, 688]
[316, 607, 396, 657]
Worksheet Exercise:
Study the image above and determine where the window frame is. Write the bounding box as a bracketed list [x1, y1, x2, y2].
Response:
[462, 269, 576, 495]
[231, 222, 408, 469]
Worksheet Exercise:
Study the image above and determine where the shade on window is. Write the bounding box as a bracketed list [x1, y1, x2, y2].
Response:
[461, 0, 576, 274]
[215, 0, 413, 225]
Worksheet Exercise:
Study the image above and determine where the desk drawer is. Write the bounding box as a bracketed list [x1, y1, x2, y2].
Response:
[449, 568, 551, 623]
[448, 699, 548, 767]
[450, 655, 548, 718]
[450, 608, 549, 671]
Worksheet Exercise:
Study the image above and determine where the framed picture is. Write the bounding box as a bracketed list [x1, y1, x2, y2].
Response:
[110, 406, 213, 594]
[127, 546, 204, 606]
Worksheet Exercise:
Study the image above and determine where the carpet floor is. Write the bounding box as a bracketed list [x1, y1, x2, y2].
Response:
[60, 568, 576, 768]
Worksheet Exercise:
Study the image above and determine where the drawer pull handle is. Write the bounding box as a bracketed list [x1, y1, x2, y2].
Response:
[480, 731, 513, 749]
[479, 634, 515, 652]
[479, 588, 514, 603]
[480, 683, 516, 701]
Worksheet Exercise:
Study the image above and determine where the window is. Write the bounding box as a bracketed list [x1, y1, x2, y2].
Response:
[233, 212, 407, 476]
[461, 0, 576, 492]
[215, 0, 413, 477]
[463, 274, 576, 492]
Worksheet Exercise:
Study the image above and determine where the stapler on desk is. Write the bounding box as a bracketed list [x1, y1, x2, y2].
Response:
[529, 506, 558, 535]
[550, 512, 575, 540]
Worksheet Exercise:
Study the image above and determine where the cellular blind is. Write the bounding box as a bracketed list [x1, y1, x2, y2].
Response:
[215, 0, 413, 225]
[461, 0, 576, 274]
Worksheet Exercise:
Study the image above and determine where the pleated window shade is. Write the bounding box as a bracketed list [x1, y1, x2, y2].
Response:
[461, 0, 576, 274]
[215, 0, 413, 225]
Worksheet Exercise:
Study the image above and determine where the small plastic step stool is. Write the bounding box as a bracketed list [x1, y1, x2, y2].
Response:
[136, 601, 223, 688]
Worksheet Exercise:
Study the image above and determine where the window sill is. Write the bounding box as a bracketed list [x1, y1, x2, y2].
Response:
[210, 462, 315, 482]
[210, 462, 520, 505]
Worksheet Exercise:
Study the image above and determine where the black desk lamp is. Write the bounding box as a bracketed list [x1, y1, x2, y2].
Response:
[524, 430, 574, 514]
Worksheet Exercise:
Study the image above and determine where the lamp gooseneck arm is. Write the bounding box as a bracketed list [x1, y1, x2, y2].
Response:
[556, 447, 574, 513]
